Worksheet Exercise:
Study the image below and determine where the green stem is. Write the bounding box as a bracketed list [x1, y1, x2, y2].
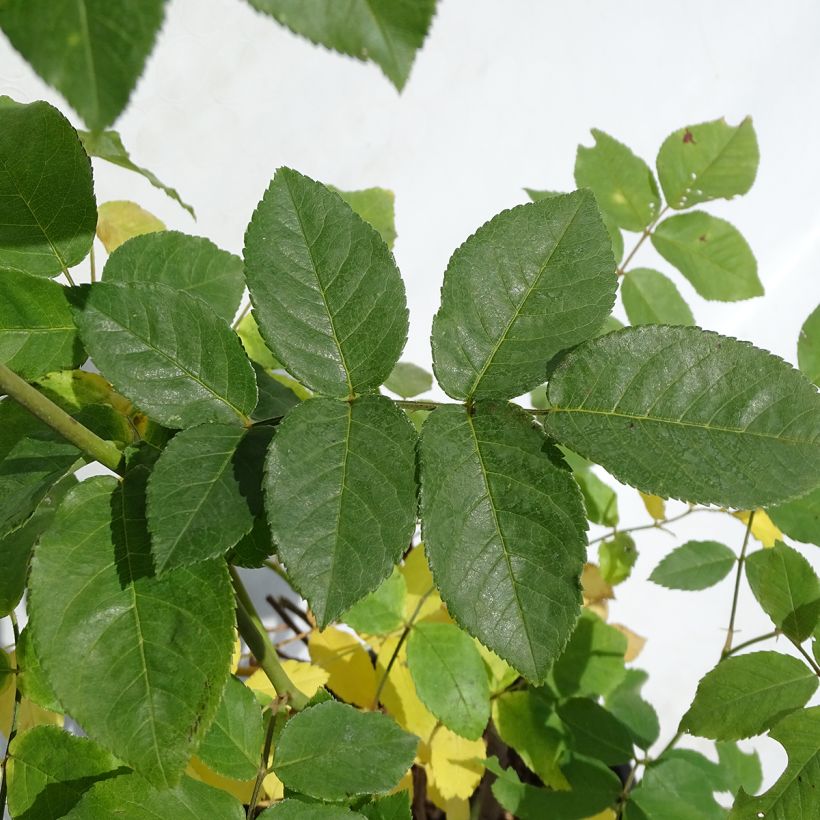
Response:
[230, 568, 308, 710]
[0, 363, 123, 472]
[724, 630, 780, 657]
[232, 301, 252, 330]
[616, 205, 669, 277]
[587, 506, 700, 547]
[89, 244, 96, 283]
[722, 511, 755, 657]
[247, 707, 277, 819]
[62, 267, 76, 286]
[789, 636, 820, 677]
[0, 612, 22, 816]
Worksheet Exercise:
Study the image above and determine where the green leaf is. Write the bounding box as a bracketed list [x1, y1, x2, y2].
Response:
[147, 424, 261, 572]
[236, 311, 281, 370]
[246, 0, 436, 91]
[28, 473, 235, 786]
[572, 465, 619, 527]
[680, 652, 818, 740]
[651, 212, 762, 301]
[229, 516, 274, 569]
[649, 540, 737, 591]
[0, 271, 85, 379]
[273, 701, 417, 801]
[745, 541, 820, 641]
[769, 485, 820, 546]
[621, 268, 695, 326]
[79, 130, 194, 216]
[332, 186, 397, 249]
[7, 726, 126, 819]
[358, 791, 411, 820]
[74, 282, 257, 428]
[260, 801, 366, 819]
[798, 303, 820, 386]
[716, 741, 762, 796]
[599, 532, 637, 585]
[266, 396, 417, 627]
[605, 668, 660, 750]
[343, 567, 406, 634]
[0, 1, 166, 131]
[656, 117, 759, 210]
[102, 231, 244, 323]
[0, 97, 96, 276]
[418, 402, 587, 682]
[431, 190, 616, 400]
[543, 325, 820, 508]
[383, 362, 433, 398]
[574, 129, 661, 231]
[406, 621, 490, 739]
[253, 363, 302, 420]
[64, 772, 245, 819]
[557, 698, 633, 765]
[730, 706, 820, 819]
[551, 610, 627, 698]
[15, 626, 61, 712]
[244, 168, 408, 397]
[196, 676, 265, 780]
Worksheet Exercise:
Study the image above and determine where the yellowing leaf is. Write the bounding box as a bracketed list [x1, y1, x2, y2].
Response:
[640, 492, 666, 521]
[427, 789, 470, 820]
[582, 563, 614, 604]
[231, 636, 242, 674]
[96, 200, 165, 252]
[1, 651, 63, 737]
[733, 509, 782, 547]
[612, 624, 646, 662]
[263, 771, 285, 801]
[402, 545, 444, 622]
[187, 756, 255, 803]
[424, 725, 485, 801]
[476, 641, 518, 694]
[585, 810, 617, 820]
[585, 599, 609, 621]
[246, 661, 328, 702]
[309, 627, 377, 708]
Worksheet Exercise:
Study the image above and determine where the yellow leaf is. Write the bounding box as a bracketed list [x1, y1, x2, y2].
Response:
[475, 642, 518, 694]
[309, 627, 377, 708]
[585, 811, 617, 820]
[424, 725, 485, 801]
[391, 775, 413, 797]
[582, 563, 614, 604]
[402, 545, 444, 622]
[263, 771, 285, 801]
[375, 635, 437, 739]
[231, 636, 242, 675]
[585, 599, 609, 621]
[639, 492, 666, 521]
[187, 757, 255, 803]
[733, 510, 782, 548]
[0, 651, 62, 736]
[96, 200, 165, 252]
[611, 624, 646, 662]
[426, 787, 471, 820]
[246, 660, 328, 702]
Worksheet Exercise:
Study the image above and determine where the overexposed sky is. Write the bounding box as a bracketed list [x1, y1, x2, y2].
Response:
[2, 0, 819, 793]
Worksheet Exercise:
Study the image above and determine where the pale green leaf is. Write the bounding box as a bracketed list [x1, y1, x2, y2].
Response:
[28, 473, 235, 786]
[651, 212, 762, 301]
[543, 325, 820, 508]
[244, 168, 408, 397]
[196, 676, 265, 780]
[383, 361, 433, 398]
[406, 621, 490, 739]
[716, 741, 762, 797]
[79, 130, 194, 216]
[418, 402, 588, 682]
[0, 97, 96, 276]
[649, 541, 736, 591]
[557, 697, 633, 765]
[0, 1, 166, 131]
[96, 200, 165, 253]
[730, 706, 820, 819]
[680, 652, 818, 740]
[574, 129, 661, 231]
[246, 0, 436, 91]
[657, 117, 759, 209]
[621, 268, 695, 326]
[272, 701, 417, 800]
[260, 801, 366, 819]
[266, 396, 417, 627]
[769, 485, 820, 546]
[74, 282, 257, 428]
[605, 668, 660, 750]
[572, 465, 619, 527]
[431, 190, 616, 400]
[599, 532, 637, 585]
[745, 541, 820, 641]
[343, 567, 406, 634]
[798, 303, 820, 385]
[236, 312, 281, 370]
[332, 186, 396, 249]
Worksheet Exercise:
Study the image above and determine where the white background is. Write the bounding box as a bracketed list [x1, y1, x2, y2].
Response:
[2, 0, 820, 797]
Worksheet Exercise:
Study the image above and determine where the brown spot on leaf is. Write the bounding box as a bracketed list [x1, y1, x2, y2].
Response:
[683, 129, 695, 144]
[698, 234, 707, 242]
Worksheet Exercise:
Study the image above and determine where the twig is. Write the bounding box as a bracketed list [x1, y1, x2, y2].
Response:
[247, 705, 279, 819]
[616, 205, 669, 277]
[722, 511, 755, 657]
[789, 636, 820, 677]
[266, 595, 309, 647]
[724, 630, 780, 657]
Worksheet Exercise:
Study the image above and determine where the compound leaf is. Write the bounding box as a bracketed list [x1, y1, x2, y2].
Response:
[621, 268, 695, 326]
[649, 541, 736, 591]
[543, 325, 820, 508]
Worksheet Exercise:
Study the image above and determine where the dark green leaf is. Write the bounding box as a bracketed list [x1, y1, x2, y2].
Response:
[260, 801, 366, 819]
[649, 540, 737, 591]
[599, 532, 637, 585]
[16, 626, 61, 712]
[74, 282, 257, 428]
[384, 362, 433, 398]
[769, 485, 820, 546]
[680, 651, 818, 740]
[0, 1, 166, 131]
[544, 325, 820, 508]
[333, 186, 396, 249]
[651, 212, 762, 301]
[266, 396, 417, 627]
[730, 706, 820, 819]
[716, 741, 762, 796]
[244, 168, 408, 397]
[657, 117, 759, 209]
[419, 402, 587, 682]
[343, 567, 406, 634]
[7, 726, 126, 820]
[621, 268, 695, 326]
[798, 303, 820, 385]
[253, 364, 301, 420]
[246, 0, 436, 91]
[358, 791, 411, 820]
[406, 621, 490, 739]
[0, 97, 95, 276]
[557, 698, 633, 765]
[431, 190, 616, 400]
[273, 701, 417, 800]
[745, 542, 820, 641]
[229, 516, 274, 568]
[574, 129, 661, 231]
[196, 676, 265, 780]
[79, 130, 194, 216]
[28, 474, 235, 786]
[605, 669, 660, 750]
[102, 231, 244, 323]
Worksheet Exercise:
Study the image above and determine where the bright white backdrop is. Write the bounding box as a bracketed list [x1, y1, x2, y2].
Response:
[2, 0, 820, 795]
